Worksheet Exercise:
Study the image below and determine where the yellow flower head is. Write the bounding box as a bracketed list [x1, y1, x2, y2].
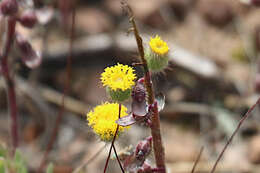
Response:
[87, 102, 129, 141]
[149, 35, 169, 56]
[101, 63, 136, 91]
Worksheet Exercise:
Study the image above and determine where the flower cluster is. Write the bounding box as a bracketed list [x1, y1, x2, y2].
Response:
[86, 35, 169, 141]
[87, 102, 129, 141]
[87, 63, 136, 141]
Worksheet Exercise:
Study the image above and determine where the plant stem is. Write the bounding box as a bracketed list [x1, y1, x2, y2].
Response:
[112, 144, 125, 173]
[122, 2, 166, 172]
[103, 139, 115, 173]
[1, 16, 18, 155]
[103, 104, 125, 173]
[210, 97, 260, 173]
[191, 147, 204, 173]
[38, 6, 75, 172]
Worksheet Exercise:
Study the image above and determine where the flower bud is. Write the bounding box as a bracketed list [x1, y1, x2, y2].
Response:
[137, 162, 152, 173]
[0, 0, 18, 16]
[145, 35, 169, 72]
[15, 34, 42, 68]
[135, 136, 152, 164]
[131, 81, 147, 117]
[19, 10, 37, 28]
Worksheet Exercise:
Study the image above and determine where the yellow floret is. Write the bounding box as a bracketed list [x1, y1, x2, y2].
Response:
[101, 63, 136, 91]
[149, 35, 169, 56]
[86, 102, 129, 141]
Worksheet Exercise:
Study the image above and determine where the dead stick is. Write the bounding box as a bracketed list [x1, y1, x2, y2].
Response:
[191, 147, 204, 173]
[210, 97, 260, 173]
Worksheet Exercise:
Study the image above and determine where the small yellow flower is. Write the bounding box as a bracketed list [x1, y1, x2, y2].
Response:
[101, 63, 136, 91]
[149, 35, 169, 56]
[87, 102, 129, 141]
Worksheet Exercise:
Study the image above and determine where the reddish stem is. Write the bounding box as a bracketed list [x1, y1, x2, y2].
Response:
[122, 2, 166, 172]
[103, 138, 115, 173]
[0, 16, 18, 155]
[38, 6, 75, 172]
[210, 97, 260, 173]
[103, 104, 125, 173]
[191, 147, 204, 173]
[112, 144, 125, 173]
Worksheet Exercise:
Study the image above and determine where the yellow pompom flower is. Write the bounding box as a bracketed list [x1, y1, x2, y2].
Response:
[145, 35, 170, 72]
[149, 35, 169, 56]
[101, 63, 136, 101]
[87, 102, 129, 141]
[101, 63, 136, 91]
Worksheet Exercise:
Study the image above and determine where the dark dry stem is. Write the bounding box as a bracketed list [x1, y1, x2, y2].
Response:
[38, 6, 75, 172]
[103, 140, 115, 173]
[210, 97, 260, 173]
[112, 144, 125, 173]
[121, 1, 166, 172]
[103, 104, 125, 173]
[191, 146, 204, 173]
[0, 16, 18, 155]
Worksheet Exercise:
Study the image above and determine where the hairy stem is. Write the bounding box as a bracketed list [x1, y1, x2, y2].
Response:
[122, 2, 166, 172]
[1, 16, 18, 155]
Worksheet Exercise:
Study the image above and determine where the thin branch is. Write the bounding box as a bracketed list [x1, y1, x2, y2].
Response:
[112, 144, 125, 173]
[103, 104, 124, 173]
[0, 16, 18, 155]
[210, 97, 260, 173]
[38, 6, 75, 172]
[191, 147, 204, 173]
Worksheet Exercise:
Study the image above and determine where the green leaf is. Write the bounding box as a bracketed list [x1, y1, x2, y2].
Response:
[46, 163, 54, 173]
